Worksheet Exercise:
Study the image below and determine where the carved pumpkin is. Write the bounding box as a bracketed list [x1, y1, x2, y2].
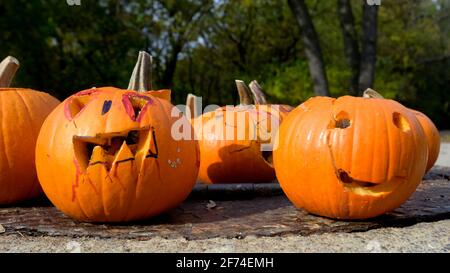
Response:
[0, 56, 60, 204]
[363, 89, 440, 172]
[273, 89, 428, 219]
[35, 52, 199, 222]
[191, 80, 291, 184]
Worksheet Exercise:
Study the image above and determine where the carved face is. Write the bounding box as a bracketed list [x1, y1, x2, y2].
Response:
[274, 96, 428, 219]
[194, 104, 290, 184]
[35, 87, 199, 222]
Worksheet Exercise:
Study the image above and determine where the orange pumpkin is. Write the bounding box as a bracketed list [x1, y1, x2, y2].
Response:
[0, 56, 60, 204]
[410, 111, 440, 172]
[35, 52, 199, 222]
[192, 80, 291, 184]
[274, 89, 428, 219]
[363, 89, 440, 172]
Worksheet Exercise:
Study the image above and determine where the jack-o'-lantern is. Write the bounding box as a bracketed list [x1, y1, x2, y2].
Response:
[191, 80, 292, 184]
[35, 52, 199, 222]
[363, 89, 440, 172]
[274, 89, 428, 219]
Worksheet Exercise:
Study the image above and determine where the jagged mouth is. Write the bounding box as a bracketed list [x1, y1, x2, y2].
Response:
[73, 127, 158, 172]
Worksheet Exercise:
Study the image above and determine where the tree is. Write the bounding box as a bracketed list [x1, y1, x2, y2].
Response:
[289, 0, 379, 96]
[337, 1, 379, 94]
[174, 0, 302, 105]
[358, 3, 379, 93]
[0, 0, 448, 127]
[337, 0, 360, 95]
[287, 0, 329, 96]
[337, 0, 379, 95]
[123, 0, 213, 94]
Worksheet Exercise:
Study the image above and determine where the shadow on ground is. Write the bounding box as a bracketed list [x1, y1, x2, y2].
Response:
[0, 167, 449, 240]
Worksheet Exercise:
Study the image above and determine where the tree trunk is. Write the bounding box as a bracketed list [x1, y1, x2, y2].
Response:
[337, 0, 360, 95]
[358, 3, 379, 94]
[288, 0, 329, 96]
[161, 42, 183, 89]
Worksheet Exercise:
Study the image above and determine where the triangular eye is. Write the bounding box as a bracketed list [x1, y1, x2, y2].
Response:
[131, 96, 148, 118]
[65, 95, 91, 120]
[123, 94, 152, 121]
[64, 89, 96, 120]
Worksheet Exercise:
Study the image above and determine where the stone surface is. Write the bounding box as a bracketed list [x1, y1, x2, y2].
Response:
[0, 167, 448, 241]
[436, 143, 450, 167]
[1, 220, 449, 252]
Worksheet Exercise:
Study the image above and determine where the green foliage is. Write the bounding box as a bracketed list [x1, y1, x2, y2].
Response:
[0, 0, 448, 128]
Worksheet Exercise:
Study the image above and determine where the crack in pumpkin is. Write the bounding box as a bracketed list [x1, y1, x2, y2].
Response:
[229, 145, 252, 153]
[228, 141, 273, 167]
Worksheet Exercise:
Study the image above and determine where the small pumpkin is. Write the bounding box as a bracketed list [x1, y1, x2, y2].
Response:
[363, 89, 440, 172]
[35, 52, 199, 222]
[191, 80, 291, 184]
[0, 56, 60, 204]
[274, 89, 428, 219]
[411, 110, 440, 172]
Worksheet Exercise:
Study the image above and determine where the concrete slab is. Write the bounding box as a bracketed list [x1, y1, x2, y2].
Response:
[0, 145, 449, 253]
[436, 143, 450, 167]
[1, 219, 448, 252]
[0, 167, 448, 241]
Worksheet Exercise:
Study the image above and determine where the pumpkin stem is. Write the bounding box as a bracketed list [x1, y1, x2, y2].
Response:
[248, 80, 268, 105]
[186, 93, 201, 119]
[0, 56, 20, 88]
[128, 51, 152, 92]
[362, 88, 384, 99]
[235, 80, 253, 105]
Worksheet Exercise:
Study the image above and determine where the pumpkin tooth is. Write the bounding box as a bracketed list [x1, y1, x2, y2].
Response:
[113, 141, 135, 164]
[89, 145, 107, 165]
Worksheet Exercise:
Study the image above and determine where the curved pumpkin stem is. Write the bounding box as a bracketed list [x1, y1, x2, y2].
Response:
[128, 51, 152, 92]
[363, 88, 384, 99]
[248, 80, 268, 105]
[0, 56, 20, 88]
[186, 93, 201, 119]
[235, 80, 253, 105]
